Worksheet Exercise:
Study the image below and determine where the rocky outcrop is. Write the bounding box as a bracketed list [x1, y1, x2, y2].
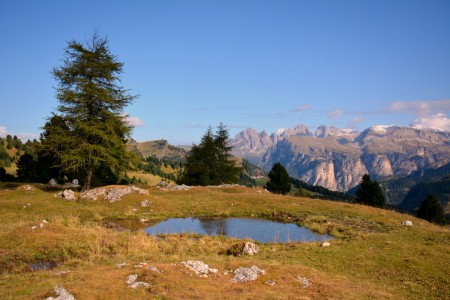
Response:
[256, 125, 450, 192]
[80, 186, 149, 202]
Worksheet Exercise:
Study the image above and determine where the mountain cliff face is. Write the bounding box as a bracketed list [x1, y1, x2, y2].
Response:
[230, 124, 315, 164]
[230, 125, 450, 192]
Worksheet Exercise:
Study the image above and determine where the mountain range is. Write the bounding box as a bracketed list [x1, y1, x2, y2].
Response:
[229, 124, 450, 193]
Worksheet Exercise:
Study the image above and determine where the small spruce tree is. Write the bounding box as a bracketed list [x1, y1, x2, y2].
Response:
[417, 194, 446, 225]
[355, 174, 385, 208]
[265, 162, 291, 195]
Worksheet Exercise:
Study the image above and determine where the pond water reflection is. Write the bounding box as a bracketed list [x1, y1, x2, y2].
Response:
[144, 217, 333, 243]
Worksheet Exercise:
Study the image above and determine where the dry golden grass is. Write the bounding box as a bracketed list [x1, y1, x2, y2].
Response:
[127, 171, 172, 186]
[0, 183, 448, 299]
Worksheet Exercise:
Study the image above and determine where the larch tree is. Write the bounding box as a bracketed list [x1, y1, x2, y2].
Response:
[42, 33, 139, 192]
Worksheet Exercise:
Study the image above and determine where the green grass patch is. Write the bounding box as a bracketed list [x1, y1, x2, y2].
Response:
[0, 183, 448, 299]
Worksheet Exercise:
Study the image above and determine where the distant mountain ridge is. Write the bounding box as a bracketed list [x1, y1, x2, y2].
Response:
[229, 124, 450, 193]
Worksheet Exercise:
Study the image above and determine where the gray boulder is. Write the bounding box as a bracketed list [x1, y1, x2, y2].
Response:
[62, 189, 76, 200]
[242, 242, 259, 255]
[125, 274, 151, 288]
[49, 179, 57, 186]
[401, 220, 413, 226]
[181, 260, 218, 276]
[45, 286, 76, 300]
[232, 265, 265, 283]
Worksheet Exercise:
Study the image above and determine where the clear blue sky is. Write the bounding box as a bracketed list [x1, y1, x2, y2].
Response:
[1, 0, 449, 145]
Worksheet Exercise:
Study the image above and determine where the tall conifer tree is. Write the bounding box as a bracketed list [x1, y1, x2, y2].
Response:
[42, 33, 139, 192]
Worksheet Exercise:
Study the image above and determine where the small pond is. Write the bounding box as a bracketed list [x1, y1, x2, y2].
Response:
[29, 262, 58, 271]
[144, 217, 333, 244]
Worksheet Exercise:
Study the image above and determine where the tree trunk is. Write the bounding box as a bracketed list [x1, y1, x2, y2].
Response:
[81, 170, 93, 193]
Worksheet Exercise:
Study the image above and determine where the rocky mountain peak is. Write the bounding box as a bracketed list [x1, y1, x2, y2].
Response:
[315, 124, 357, 138]
[230, 124, 450, 192]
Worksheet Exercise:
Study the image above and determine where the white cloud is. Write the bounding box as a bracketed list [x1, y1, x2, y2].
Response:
[388, 99, 450, 118]
[346, 116, 365, 129]
[328, 109, 344, 120]
[0, 126, 7, 138]
[121, 114, 145, 127]
[16, 133, 39, 141]
[0, 125, 39, 141]
[388, 99, 450, 131]
[294, 104, 311, 112]
[411, 113, 450, 131]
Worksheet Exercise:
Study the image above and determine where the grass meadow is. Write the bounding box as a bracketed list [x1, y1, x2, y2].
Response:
[0, 183, 448, 299]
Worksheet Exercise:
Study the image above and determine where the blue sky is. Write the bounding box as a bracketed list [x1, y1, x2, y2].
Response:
[1, 0, 449, 145]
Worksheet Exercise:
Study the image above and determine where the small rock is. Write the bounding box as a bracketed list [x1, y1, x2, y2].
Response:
[125, 274, 138, 284]
[39, 223, 44, 228]
[135, 262, 148, 268]
[170, 184, 194, 191]
[128, 281, 151, 288]
[322, 242, 331, 247]
[31, 226, 38, 229]
[54, 271, 71, 276]
[401, 220, 413, 226]
[49, 179, 58, 186]
[256, 190, 262, 193]
[125, 274, 151, 288]
[42, 220, 48, 223]
[138, 217, 149, 223]
[295, 276, 312, 288]
[72, 179, 79, 186]
[232, 266, 265, 283]
[265, 280, 276, 285]
[147, 266, 161, 273]
[140, 200, 151, 207]
[45, 285, 76, 300]
[56, 189, 76, 201]
[242, 242, 259, 255]
[181, 260, 218, 276]
[116, 263, 130, 268]
[17, 185, 35, 192]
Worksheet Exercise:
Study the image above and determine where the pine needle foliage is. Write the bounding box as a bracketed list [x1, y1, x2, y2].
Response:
[355, 174, 385, 208]
[41, 33, 139, 191]
[417, 194, 446, 225]
[177, 123, 242, 186]
[265, 162, 291, 195]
